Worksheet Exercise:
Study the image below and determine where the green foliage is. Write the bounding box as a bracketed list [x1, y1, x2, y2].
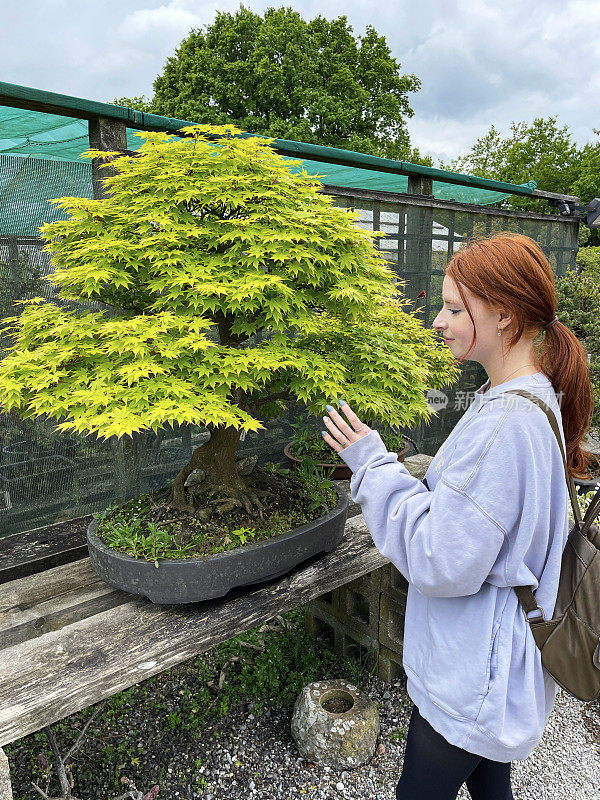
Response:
[569, 486, 599, 528]
[0, 124, 458, 446]
[289, 417, 405, 464]
[189, 606, 341, 725]
[442, 117, 582, 213]
[119, 5, 425, 163]
[555, 268, 600, 427]
[572, 131, 600, 207]
[576, 246, 600, 279]
[270, 459, 338, 513]
[340, 643, 379, 692]
[111, 95, 153, 113]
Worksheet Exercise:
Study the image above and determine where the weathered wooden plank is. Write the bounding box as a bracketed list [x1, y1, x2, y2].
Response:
[530, 188, 580, 202]
[407, 174, 433, 197]
[0, 748, 11, 800]
[0, 582, 131, 650]
[0, 559, 99, 613]
[0, 517, 387, 746]
[0, 516, 91, 584]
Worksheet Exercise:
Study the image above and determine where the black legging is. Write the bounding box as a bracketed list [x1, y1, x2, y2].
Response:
[395, 705, 514, 800]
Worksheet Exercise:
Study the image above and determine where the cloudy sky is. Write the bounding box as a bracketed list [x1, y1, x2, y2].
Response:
[2, 0, 599, 165]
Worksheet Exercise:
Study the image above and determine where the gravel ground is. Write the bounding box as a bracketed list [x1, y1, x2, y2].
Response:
[8, 656, 599, 800]
[180, 679, 600, 800]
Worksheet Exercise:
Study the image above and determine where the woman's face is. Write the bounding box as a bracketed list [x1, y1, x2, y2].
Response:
[432, 274, 506, 366]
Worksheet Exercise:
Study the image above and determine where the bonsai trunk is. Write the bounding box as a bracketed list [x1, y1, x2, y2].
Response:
[170, 424, 265, 518]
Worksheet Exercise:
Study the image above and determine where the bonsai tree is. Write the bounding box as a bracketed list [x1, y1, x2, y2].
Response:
[0, 124, 459, 525]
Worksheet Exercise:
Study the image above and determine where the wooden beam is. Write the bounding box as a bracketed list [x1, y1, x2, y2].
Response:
[0, 748, 11, 800]
[0, 516, 91, 585]
[531, 189, 580, 203]
[0, 515, 387, 746]
[321, 185, 580, 224]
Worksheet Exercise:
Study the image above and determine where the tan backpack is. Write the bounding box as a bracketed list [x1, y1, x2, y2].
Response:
[491, 389, 600, 701]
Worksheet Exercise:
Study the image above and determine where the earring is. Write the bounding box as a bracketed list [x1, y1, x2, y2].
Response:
[498, 326, 502, 337]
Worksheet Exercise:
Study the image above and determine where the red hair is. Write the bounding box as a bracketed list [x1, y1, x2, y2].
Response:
[445, 233, 594, 480]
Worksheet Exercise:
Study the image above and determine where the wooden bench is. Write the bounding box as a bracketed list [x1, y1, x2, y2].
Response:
[0, 511, 387, 799]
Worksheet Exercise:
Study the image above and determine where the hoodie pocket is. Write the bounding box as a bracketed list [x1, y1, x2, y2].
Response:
[421, 594, 501, 721]
[486, 621, 501, 694]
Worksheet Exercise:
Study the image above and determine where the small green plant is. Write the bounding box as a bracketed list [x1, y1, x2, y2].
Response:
[289, 418, 406, 465]
[167, 710, 182, 729]
[388, 726, 407, 744]
[340, 643, 379, 692]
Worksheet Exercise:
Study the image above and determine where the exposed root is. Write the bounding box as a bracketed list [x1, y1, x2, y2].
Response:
[203, 485, 266, 518]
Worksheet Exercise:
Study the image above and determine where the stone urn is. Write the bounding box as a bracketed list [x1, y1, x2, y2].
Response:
[291, 680, 380, 769]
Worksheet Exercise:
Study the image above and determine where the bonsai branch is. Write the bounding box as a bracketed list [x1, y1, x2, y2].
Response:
[251, 390, 293, 409]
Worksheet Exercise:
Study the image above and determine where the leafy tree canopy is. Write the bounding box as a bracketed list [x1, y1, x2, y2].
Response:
[113, 5, 429, 163]
[441, 117, 582, 213]
[572, 130, 600, 208]
[0, 126, 457, 445]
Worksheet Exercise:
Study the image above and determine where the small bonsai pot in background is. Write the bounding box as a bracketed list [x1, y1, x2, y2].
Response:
[1, 436, 81, 464]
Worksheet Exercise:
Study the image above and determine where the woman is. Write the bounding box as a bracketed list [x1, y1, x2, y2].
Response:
[321, 233, 593, 800]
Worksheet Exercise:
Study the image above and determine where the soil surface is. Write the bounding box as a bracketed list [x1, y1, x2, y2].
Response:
[96, 467, 339, 560]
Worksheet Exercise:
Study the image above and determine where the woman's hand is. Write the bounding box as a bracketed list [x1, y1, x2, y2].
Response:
[321, 401, 371, 453]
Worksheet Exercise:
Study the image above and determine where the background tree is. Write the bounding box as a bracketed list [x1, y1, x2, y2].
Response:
[113, 5, 429, 163]
[572, 130, 600, 211]
[0, 126, 457, 521]
[441, 117, 582, 213]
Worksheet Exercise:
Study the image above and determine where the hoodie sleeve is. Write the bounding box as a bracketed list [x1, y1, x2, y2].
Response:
[338, 412, 530, 598]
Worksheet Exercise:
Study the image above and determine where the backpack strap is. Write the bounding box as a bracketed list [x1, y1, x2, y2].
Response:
[480, 388, 585, 622]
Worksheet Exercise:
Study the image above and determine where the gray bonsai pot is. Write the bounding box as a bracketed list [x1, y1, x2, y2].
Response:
[87, 484, 348, 604]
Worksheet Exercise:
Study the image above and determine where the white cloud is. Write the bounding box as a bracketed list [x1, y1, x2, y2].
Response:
[389, 0, 600, 164]
[2, 0, 599, 164]
[117, 4, 201, 39]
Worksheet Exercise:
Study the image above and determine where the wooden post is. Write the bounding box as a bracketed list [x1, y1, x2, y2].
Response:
[7, 238, 18, 274]
[89, 117, 143, 503]
[407, 175, 433, 197]
[405, 176, 433, 326]
[88, 116, 127, 201]
[0, 748, 12, 800]
[109, 434, 143, 506]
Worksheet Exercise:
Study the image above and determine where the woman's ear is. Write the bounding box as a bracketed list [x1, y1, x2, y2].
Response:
[497, 310, 513, 330]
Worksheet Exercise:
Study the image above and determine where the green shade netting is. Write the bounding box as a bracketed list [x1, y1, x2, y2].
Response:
[0, 107, 535, 237]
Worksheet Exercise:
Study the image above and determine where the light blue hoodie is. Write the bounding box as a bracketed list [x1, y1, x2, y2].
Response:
[338, 372, 570, 762]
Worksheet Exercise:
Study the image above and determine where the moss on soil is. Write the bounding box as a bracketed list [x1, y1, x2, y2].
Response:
[95, 465, 339, 561]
